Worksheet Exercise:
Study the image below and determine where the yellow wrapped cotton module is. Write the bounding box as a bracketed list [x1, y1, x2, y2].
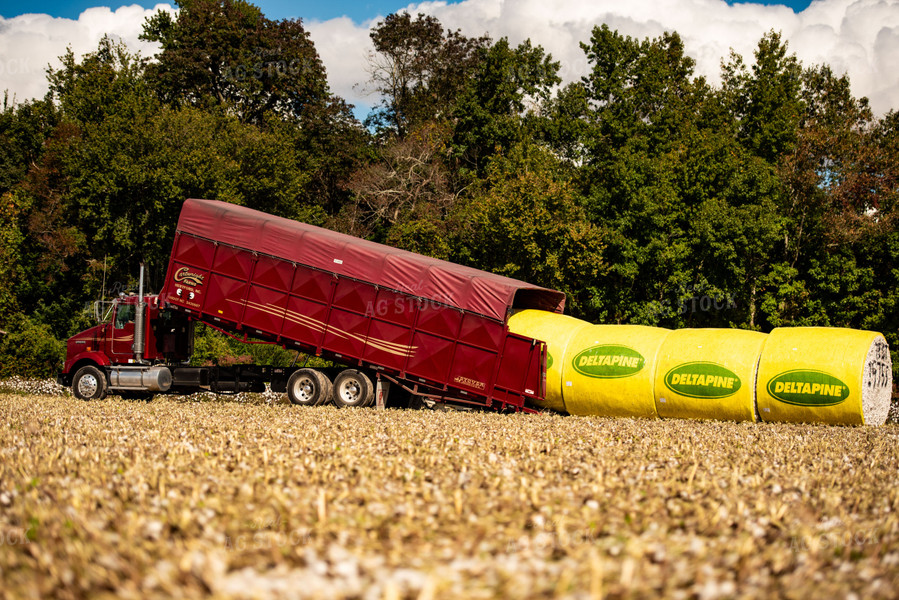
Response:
[756, 327, 893, 426]
[561, 325, 670, 418]
[654, 329, 768, 422]
[508, 309, 591, 412]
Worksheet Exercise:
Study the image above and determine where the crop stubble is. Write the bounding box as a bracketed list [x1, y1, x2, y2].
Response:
[1, 391, 898, 599]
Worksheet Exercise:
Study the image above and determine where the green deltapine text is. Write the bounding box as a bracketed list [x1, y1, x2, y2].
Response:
[572, 345, 645, 378]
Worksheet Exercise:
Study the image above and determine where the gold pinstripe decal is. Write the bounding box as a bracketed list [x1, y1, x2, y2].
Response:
[223, 298, 418, 358]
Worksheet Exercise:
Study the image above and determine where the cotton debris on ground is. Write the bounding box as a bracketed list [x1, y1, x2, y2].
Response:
[0, 382, 898, 599]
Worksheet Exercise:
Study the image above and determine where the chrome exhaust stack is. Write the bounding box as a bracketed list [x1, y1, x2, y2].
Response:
[133, 263, 147, 364]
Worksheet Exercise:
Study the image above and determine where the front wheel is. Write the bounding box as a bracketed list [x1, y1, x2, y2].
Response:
[287, 369, 332, 406]
[332, 369, 374, 408]
[72, 365, 108, 401]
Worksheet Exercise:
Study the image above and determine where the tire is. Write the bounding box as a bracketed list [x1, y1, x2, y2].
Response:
[72, 365, 108, 401]
[287, 368, 332, 406]
[331, 369, 374, 408]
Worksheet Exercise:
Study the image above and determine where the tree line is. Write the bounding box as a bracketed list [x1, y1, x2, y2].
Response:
[1, 0, 897, 378]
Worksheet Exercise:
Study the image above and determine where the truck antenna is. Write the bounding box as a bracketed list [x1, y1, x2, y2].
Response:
[100, 255, 107, 300]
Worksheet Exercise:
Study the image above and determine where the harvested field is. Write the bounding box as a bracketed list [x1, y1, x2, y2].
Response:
[1, 387, 899, 599]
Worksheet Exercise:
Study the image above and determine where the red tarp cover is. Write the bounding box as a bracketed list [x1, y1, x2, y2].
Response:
[176, 199, 566, 322]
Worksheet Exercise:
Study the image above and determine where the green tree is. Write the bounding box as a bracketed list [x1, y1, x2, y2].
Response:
[0, 96, 58, 196]
[454, 143, 607, 319]
[450, 38, 561, 177]
[676, 133, 785, 329]
[571, 26, 719, 324]
[0, 97, 59, 327]
[339, 122, 455, 256]
[763, 63, 897, 340]
[6, 37, 345, 339]
[0, 315, 65, 378]
[721, 30, 802, 163]
[580, 26, 706, 155]
[539, 81, 591, 164]
[8, 123, 87, 336]
[365, 12, 487, 137]
[0, 191, 27, 326]
[142, 0, 366, 215]
[141, 0, 329, 125]
[554, 26, 797, 329]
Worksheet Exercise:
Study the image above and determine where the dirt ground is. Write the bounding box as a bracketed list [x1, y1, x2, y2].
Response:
[1, 390, 898, 599]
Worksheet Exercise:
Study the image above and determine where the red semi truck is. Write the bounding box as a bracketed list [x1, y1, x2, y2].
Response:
[58, 199, 565, 411]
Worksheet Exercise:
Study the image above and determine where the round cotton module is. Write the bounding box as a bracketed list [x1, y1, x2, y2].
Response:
[654, 328, 768, 422]
[756, 328, 893, 426]
[507, 309, 592, 413]
[560, 325, 671, 418]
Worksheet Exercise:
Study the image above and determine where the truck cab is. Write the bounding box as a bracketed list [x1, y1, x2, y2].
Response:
[59, 293, 194, 400]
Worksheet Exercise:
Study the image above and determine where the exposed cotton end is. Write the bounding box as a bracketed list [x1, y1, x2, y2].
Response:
[861, 336, 893, 426]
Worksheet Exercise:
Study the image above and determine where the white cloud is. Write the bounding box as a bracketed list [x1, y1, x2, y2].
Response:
[0, 4, 172, 103]
[1, 0, 897, 115]
[305, 15, 376, 112]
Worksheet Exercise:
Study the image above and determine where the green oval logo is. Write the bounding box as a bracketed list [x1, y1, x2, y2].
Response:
[572, 345, 645, 379]
[664, 362, 742, 399]
[766, 370, 850, 407]
[546, 352, 554, 370]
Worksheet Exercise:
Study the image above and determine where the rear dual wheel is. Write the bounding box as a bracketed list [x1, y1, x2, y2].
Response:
[332, 369, 374, 408]
[286, 368, 332, 406]
[286, 368, 375, 408]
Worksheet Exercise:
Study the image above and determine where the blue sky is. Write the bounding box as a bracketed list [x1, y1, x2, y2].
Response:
[2, 0, 814, 21]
